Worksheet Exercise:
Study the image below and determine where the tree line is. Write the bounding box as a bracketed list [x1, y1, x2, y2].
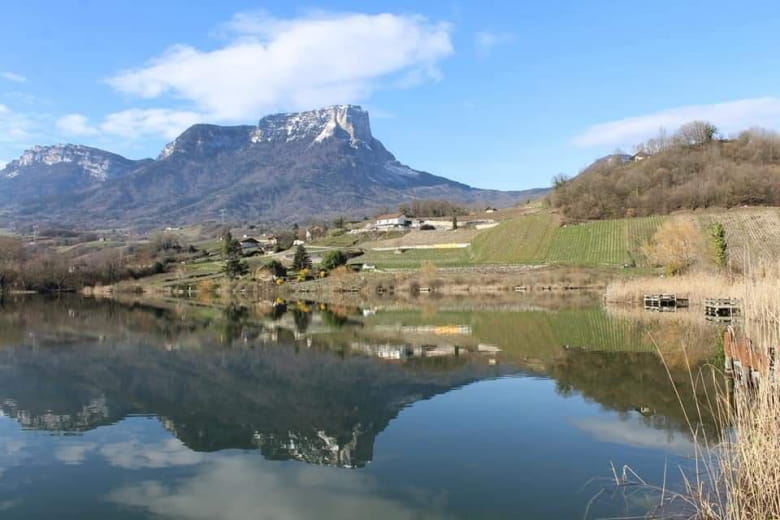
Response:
[397, 199, 468, 218]
[551, 122, 780, 221]
[0, 232, 202, 293]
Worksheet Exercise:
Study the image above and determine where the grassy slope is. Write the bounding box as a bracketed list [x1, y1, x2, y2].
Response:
[359, 210, 667, 268]
[546, 215, 665, 266]
[136, 207, 780, 275]
[463, 213, 664, 267]
[357, 212, 669, 268]
[357, 248, 472, 268]
[470, 213, 559, 264]
[698, 207, 780, 268]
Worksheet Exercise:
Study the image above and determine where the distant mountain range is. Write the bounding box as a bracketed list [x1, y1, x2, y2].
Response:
[0, 105, 547, 228]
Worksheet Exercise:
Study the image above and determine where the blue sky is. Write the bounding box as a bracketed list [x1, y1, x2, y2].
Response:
[2, 0, 780, 190]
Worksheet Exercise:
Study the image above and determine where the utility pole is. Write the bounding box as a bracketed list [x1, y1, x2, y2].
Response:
[220, 209, 226, 227]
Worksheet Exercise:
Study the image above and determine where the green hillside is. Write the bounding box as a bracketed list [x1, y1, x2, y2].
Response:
[352, 207, 780, 269]
[545, 216, 665, 266]
[470, 213, 558, 263]
[356, 212, 667, 268]
[470, 213, 665, 267]
[356, 248, 472, 269]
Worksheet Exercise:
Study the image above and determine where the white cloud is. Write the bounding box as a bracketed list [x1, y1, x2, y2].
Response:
[55, 442, 97, 465]
[1, 72, 27, 83]
[0, 105, 42, 145]
[99, 438, 204, 469]
[57, 113, 98, 136]
[576, 416, 694, 455]
[107, 11, 453, 120]
[108, 456, 446, 520]
[99, 109, 202, 139]
[573, 97, 780, 148]
[474, 31, 514, 57]
[3, 439, 26, 455]
[55, 109, 201, 140]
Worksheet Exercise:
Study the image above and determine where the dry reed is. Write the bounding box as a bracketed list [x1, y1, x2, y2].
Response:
[714, 263, 780, 519]
[665, 263, 780, 519]
[603, 263, 780, 519]
[605, 272, 740, 305]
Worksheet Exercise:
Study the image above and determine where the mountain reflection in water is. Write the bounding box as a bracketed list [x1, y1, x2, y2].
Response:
[0, 295, 725, 519]
[0, 295, 719, 469]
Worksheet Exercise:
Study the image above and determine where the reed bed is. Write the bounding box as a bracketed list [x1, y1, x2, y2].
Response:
[603, 264, 780, 518]
[714, 264, 780, 519]
[657, 265, 780, 519]
[605, 272, 740, 305]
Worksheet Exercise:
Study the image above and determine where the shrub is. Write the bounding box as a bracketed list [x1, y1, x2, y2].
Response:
[321, 250, 348, 270]
[265, 260, 287, 278]
[292, 244, 312, 271]
[641, 217, 705, 274]
[710, 221, 728, 268]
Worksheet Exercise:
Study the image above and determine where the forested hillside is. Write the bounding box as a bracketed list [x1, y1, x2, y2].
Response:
[551, 122, 780, 220]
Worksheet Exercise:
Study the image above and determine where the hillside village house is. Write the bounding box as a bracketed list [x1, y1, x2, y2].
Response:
[239, 237, 260, 247]
[260, 234, 279, 247]
[239, 237, 264, 254]
[375, 213, 410, 229]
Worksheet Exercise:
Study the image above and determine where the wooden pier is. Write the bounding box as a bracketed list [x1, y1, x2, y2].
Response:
[643, 294, 689, 311]
[723, 327, 775, 387]
[705, 298, 741, 322]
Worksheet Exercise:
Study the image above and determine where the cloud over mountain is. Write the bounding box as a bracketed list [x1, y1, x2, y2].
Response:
[106, 11, 453, 121]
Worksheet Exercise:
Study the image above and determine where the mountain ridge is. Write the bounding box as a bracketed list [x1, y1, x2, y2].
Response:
[0, 105, 547, 227]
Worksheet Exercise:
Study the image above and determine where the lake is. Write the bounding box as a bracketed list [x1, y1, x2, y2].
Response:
[0, 295, 721, 519]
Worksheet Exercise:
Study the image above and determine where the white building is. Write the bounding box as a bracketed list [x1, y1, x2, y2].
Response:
[375, 213, 409, 229]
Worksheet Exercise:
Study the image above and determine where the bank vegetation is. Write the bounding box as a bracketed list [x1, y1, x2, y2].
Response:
[552, 123, 780, 221]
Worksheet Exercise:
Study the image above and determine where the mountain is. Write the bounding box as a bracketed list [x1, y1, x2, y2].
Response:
[0, 144, 148, 205]
[0, 106, 546, 227]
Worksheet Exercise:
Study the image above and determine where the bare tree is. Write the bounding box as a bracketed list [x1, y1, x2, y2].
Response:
[0, 237, 24, 292]
[675, 121, 719, 146]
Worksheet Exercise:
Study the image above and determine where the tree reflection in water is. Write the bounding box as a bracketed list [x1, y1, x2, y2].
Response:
[0, 295, 721, 467]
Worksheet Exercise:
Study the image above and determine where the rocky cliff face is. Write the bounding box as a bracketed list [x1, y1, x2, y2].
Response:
[1, 106, 545, 227]
[0, 144, 147, 206]
[158, 125, 255, 160]
[252, 105, 373, 147]
[3, 144, 139, 181]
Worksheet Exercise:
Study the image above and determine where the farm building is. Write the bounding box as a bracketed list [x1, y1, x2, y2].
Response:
[239, 237, 261, 249]
[375, 213, 410, 229]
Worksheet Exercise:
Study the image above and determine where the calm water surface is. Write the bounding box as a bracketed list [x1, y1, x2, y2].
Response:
[0, 296, 721, 519]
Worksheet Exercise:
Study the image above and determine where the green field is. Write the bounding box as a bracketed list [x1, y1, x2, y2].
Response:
[468, 213, 665, 267]
[470, 213, 559, 263]
[354, 213, 666, 269]
[355, 248, 471, 268]
[311, 232, 365, 248]
[546, 216, 665, 266]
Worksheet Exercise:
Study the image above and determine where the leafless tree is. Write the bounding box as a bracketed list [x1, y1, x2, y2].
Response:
[674, 121, 719, 146]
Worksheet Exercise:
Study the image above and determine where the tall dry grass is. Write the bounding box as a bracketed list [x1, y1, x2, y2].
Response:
[605, 272, 740, 305]
[669, 263, 780, 519]
[604, 263, 780, 518]
[714, 263, 780, 519]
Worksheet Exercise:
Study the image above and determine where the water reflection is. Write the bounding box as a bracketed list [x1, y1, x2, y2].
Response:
[0, 295, 723, 518]
[0, 295, 721, 465]
[107, 455, 448, 520]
